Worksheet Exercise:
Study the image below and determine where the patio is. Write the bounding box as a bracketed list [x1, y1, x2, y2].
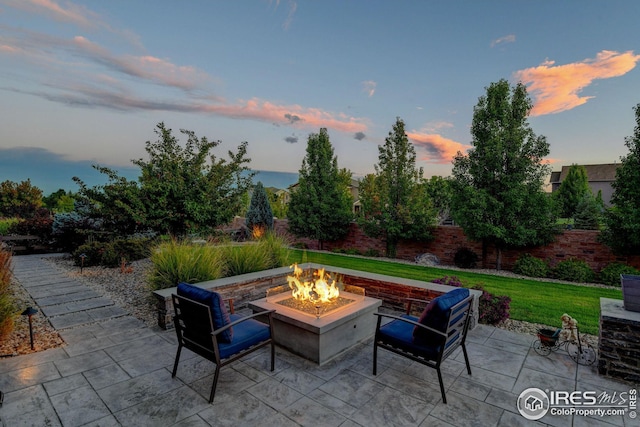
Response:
[0, 255, 634, 426]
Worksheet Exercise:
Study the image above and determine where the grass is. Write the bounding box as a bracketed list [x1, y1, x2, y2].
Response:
[289, 250, 622, 335]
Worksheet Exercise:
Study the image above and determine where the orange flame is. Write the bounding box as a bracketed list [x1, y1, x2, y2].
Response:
[287, 264, 340, 303]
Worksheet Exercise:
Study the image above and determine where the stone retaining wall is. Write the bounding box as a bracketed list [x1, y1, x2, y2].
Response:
[598, 298, 640, 384]
[152, 263, 481, 330]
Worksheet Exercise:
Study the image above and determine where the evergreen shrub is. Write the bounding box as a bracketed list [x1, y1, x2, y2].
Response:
[453, 247, 479, 269]
[552, 258, 595, 283]
[598, 262, 640, 287]
[512, 254, 549, 278]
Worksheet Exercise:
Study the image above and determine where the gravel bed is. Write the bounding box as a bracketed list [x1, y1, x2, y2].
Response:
[2, 254, 600, 356]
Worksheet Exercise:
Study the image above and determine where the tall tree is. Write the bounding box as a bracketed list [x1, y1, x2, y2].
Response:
[358, 118, 436, 257]
[555, 164, 591, 218]
[601, 104, 640, 254]
[287, 128, 353, 249]
[0, 179, 43, 218]
[75, 122, 253, 236]
[246, 182, 274, 237]
[451, 79, 557, 269]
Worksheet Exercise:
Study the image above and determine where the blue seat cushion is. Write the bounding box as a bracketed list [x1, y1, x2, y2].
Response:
[413, 288, 469, 345]
[218, 314, 271, 359]
[379, 315, 439, 360]
[177, 282, 233, 343]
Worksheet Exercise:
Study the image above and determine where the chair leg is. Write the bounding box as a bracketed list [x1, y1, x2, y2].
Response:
[171, 344, 183, 377]
[437, 367, 447, 404]
[462, 343, 472, 375]
[209, 365, 221, 403]
[372, 342, 378, 375]
[270, 341, 275, 372]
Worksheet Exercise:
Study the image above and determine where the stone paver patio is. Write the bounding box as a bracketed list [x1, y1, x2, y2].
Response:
[0, 255, 636, 426]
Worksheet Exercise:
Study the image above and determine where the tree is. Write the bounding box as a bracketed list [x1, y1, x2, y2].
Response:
[555, 164, 591, 218]
[0, 179, 43, 218]
[287, 128, 353, 249]
[574, 192, 601, 230]
[75, 122, 253, 236]
[43, 189, 75, 213]
[424, 176, 454, 225]
[246, 182, 273, 237]
[601, 104, 640, 254]
[358, 118, 437, 257]
[451, 79, 557, 269]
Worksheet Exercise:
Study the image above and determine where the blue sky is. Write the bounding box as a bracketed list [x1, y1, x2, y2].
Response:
[1, 1, 639, 194]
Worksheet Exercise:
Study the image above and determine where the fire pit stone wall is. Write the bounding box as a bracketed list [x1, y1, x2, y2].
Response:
[152, 263, 481, 330]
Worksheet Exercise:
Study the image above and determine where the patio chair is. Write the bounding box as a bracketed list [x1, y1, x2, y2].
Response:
[171, 282, 275, 403]
[372, 287, 473, 404]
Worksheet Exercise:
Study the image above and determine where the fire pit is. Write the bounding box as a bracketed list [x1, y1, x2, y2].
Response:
[249, 264, 382, 365]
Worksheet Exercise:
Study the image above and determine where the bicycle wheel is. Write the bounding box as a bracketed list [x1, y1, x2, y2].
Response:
[567, 341, 597, 365]
[533, 339, 551, 356]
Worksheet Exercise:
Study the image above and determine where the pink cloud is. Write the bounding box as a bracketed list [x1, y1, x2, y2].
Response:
[406, 131, 470, 164]
[515, 50, 640, 116]
[3, 0, 99, 28]
[204, 98, 368, 133]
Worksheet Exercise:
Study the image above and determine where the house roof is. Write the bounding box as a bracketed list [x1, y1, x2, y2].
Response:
[550, 163, 620, 184]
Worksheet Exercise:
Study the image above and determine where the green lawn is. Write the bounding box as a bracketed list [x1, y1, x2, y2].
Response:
[289, 250, 622, 335]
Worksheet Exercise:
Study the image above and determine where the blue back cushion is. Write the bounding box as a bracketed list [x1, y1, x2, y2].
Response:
[413, 288, 469, 344]
[177, 282, 233, 343]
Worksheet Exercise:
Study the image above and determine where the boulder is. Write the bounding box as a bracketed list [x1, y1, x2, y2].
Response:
[415, 253, 440, 266]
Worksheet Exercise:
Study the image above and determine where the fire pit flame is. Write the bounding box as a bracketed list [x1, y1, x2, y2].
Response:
[287, 264, 340, 303]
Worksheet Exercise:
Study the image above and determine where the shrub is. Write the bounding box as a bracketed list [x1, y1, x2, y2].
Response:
[598, 262, 640, 287]
[552, 258, 595, 283]
[148, 239, 226, 291]
[52, 211, 102, 251]
[222, 232, 290, 277]
[72, 237, 152, 268]
[0, 248, 15, 340]
[472, 285, 511, 325]
[512, 254, 549, 278]
[454, 247, 479, 269]
[431, 276, 510, 325]
[0, 218, 19, 235]
[8, 208, 53, 240]
[344, 248, 361, 255]
[363, 249, 380, 257]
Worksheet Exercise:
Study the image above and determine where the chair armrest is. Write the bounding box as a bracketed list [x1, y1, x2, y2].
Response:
[212, 309, 276, 336]
[374, 312, 447, 338]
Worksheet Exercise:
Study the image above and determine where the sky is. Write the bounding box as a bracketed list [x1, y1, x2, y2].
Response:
[1, 0, 640, 194]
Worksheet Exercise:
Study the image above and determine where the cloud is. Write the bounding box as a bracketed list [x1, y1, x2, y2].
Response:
[362, 80, 376, 97]
[491, 34, 516, 47]
[406, 131, 470, 164]
[284, 135, 298, 143]
[284, 113, 302, 123]
[515, 50, 640, 116]
[271, 0, 297, 30]
[2, 0, 142, 46]
[354, 132, 366, 141]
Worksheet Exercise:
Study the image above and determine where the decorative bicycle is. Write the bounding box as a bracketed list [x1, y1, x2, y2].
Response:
[532, 326, 597, 366]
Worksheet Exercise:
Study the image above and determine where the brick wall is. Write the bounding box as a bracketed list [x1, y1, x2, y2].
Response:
[238, 217, 640, 272]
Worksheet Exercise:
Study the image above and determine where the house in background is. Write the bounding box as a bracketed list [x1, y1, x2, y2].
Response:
[549, 163, 621, 206]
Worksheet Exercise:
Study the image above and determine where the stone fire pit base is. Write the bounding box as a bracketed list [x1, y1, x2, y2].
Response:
[249, 291, 382, 365]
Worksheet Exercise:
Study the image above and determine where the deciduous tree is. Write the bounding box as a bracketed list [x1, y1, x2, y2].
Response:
[358, 118, 436, 257]
[0, 179, 43, 218]
[451, 79, 557, 269]
[601, 104, 640, 254]
[287, 128, 353, 249]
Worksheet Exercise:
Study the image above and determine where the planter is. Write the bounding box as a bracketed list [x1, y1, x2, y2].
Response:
[620, 274, 640, 312]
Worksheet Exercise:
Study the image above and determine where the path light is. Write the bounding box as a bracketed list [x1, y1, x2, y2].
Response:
[21, 307, 38, 350]
[79, 253, 86, 274]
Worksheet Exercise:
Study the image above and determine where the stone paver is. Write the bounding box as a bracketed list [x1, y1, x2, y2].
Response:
[0, 254, 637, 427]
